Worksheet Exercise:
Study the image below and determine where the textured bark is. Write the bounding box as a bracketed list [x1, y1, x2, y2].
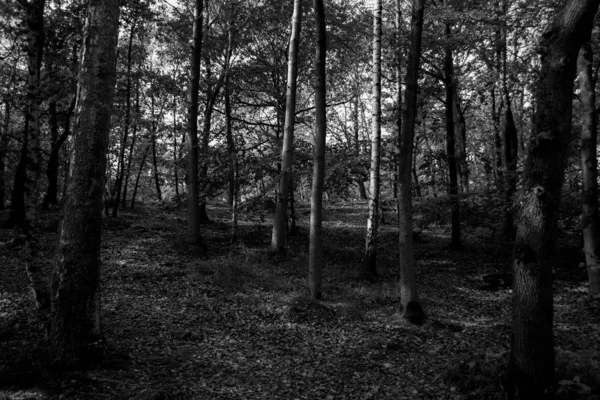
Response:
[271, 0, 302, 257]
[186, 0, 204, 245]
[444, 22, 461, 249]
[507, 1, 600, 398]
[398, 0, 425, 324]
[308, 0, 326, 300]
[49, 0, 120, 367]
[578, 40, 600, 297]
[22, 0, 49, 312]
[394, 0, 403, 202]
[364, 0, 382, 276]
[452, 89, 468, 194]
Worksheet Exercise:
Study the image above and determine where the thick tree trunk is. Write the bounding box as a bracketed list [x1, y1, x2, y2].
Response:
[452, 89, 468, 194]
[22, 0, 49, 312]
[364, 0, 382, 276]
[49, 0, 120, 367]
[507, 1, 600, 398]
[308, 0, 326, 300]
[398, 0, 425, 324]
[271, 0, 302, 257]
[444, 22, 461, 249]
[578, 40, 600, 297]
[186, 0, 204, 245]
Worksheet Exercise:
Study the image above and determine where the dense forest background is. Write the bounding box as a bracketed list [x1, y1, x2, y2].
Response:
[1, 0, 600, 399]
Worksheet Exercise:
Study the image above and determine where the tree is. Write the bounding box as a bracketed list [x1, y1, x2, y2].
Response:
[364, 0, 382, 276]
[507, 1, 600, 397]
[48, 0, 120, 366]
[578, 39, 600, 298]
[398, 0, 425, 324]
[19, 0, 49, 311]
[308, 0, 326, 300]
[271, 0, 302, 257]
[186, 0, 204, 246]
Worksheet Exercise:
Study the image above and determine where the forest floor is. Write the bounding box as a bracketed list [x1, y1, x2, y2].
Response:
[0, 199, 599, 400]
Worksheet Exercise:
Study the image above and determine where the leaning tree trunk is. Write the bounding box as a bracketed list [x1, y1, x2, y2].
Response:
[308, 0, 326, 300]
[578, 40, 600, 297]
[364, 0, 382, 276]
[271, 0, 302, 257]
[22, 0, 49, 312]
[186, 0, 204, 245]
[398, 0, 426, 325]
[507, 1, 600, 398]
[49, 0, 120, 367]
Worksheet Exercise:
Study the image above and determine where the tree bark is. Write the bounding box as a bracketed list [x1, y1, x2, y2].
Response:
[186, 0, 204, 245]
[271, 0, 302, 257]
[398, 0, 425, 324]
[507, 1, 600, 398]
[22, 0, 49, 312]
[308, 0, 326, 300]
[49, 0, 120, 367]
[364, 0, 382, 276]
[444, 22, 461, 249]
[0, 101, 12, 210]
[578, 40, 600, 297]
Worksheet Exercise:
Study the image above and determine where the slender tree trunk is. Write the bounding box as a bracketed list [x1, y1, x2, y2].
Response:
[49, 0, 120, 367]
[578, 40, 600, 297]
[43, 97, 75, 210]
[444, 22, 461, 249]
[507, 1, 600, 398]
[394, 0, 403, 203]
[353, 81, 367, 200]
[131, 144, 150, 209]
[308, 0, 326, 300]
[398, 0, 426, 324]
[0, 101, 10, 210]
[172, 93, 179, 197]
[271, 0, 302, 256]
[22, 0, 49, 312]
[151, 129, 161, 201]
[112, 23, 135, 217]
[122, 78, 140, 208]
[7, 129, 27, 228]
[186, 0, 204, 245]
[452, 89, 468, 194]
[364, 0, 382, 276]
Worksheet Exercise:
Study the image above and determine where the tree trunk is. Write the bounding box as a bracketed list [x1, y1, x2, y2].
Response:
[22, 0, 49, 312]
[49, 0, 120, 367]
[131, 144, 150, 209]
[7, 130, 27, 228]
[186, 0, 204, 245]
[578, 40, 600, 297]
[151, 129, 162, 201]
[0, 101, 12, 210]
[394, 0, 403, 203]
[43, 97, 75, 210]
[398, 0, 426, 324]
[452, 89, 468, 194]
[122, 78, 140, 208]
[507, 1, 600, 398]
[308, 0, 326, 300]
[172, 93, 179, 197]
[364, 0, 382, 276]
[444, 22, 461, 249]
[112, 23, 136, 217]
[271, 0, 302, 256]
[353, 80, 368, 201]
